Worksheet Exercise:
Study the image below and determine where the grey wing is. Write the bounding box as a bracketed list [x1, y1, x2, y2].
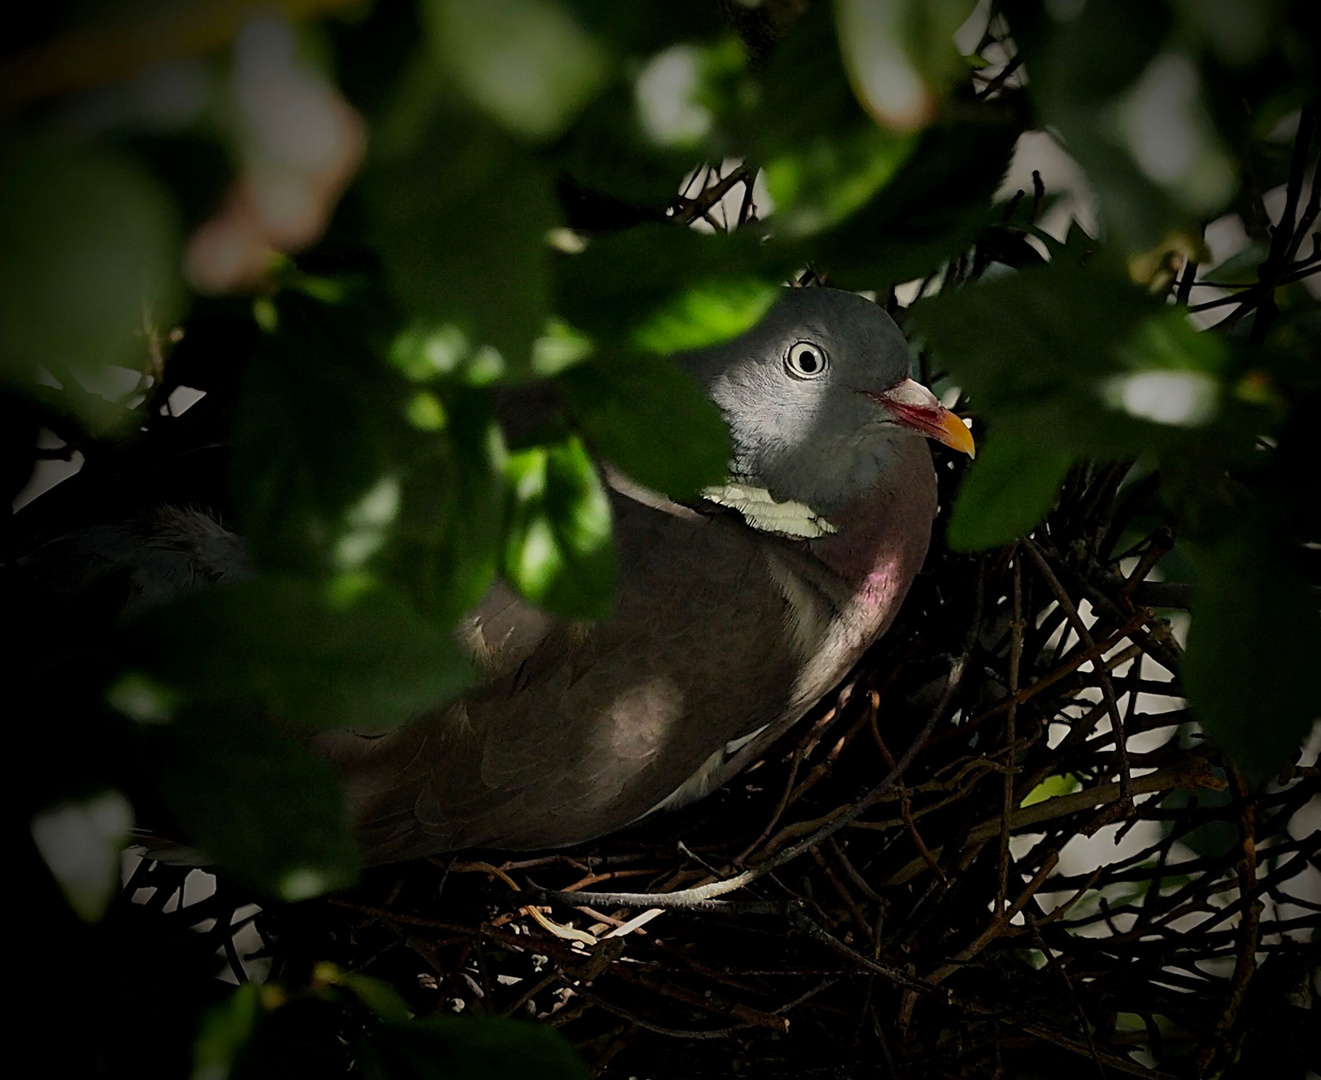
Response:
[318, 485, 812, 862]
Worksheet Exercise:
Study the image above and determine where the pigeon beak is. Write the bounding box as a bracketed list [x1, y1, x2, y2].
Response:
[865, 378, 976, 458]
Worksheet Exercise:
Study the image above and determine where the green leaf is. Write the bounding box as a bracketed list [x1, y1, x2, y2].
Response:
[946, 428, 1074, 551]
[555, 224, 790, 351]
[359, 1016, 589, 1080]
[338, 974, 414, 1025]
[232, 294, 398, 573]
[631, 277, 779, 355]
[812, 116, 1021, 288]
[1020, 773, 1079, 808]
[558, 355, 730, 499]
[193, 983, 263, 1080]
[743, 5, 921, 234]
[503, 435, 616, 619]
[128, 578, 476, 733]
[232, 296, 509, 625]
[423, 0, 611, 142]
[143, 706, 360, 899]
[367, 92, 558, 369]
[0, 144, 182, 431]
[383, 386, 510, 627]
[1182, 520, 1321, 782]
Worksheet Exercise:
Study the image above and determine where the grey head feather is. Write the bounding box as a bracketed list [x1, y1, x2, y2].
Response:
[679, 287, 919, 516]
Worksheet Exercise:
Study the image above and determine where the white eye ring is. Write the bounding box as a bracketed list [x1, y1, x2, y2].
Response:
[785, 340, 829, 379]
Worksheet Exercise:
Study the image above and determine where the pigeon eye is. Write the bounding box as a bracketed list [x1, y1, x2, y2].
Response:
[785, 341, 828, 379]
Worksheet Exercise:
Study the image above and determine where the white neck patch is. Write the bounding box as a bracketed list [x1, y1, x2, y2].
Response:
[701, 482, 838, 539]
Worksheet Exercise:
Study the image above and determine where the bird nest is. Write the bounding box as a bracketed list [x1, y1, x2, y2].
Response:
[122, 454, 1319, 1079]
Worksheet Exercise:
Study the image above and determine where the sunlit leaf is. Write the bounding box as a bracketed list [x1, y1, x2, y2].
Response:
[555, 224, 789, 351]
[1020, 773, 1079, 808]
[503, 434, 615, 619]
[632, 278, 778, 355]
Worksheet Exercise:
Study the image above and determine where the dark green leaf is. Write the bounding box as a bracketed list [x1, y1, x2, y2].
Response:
[1205, 240, 1270, 285]
[503, 434, 615, 619]
[382, 385, 509, 628]
[128, 578, 475, 733]
[367, 89, 558, 370]
[360, 1016, 588, 1080]
[910, 261, 1234, 458]
[194, 984, 263, 1080]
[555, 224, 789, 351]
[564, 0, 724, 54]
[0, 145, 182, 431]
[558, 356, 730, 499]
[143, 706, 360, 899]
[1183, 520, 1321, 781]
[742, 4, 921, 234]
[812, 116, 1021, 288]
[338, 974, 413, 1025]
[946, 427, 1074, 550]
[231, 294, 399, 573]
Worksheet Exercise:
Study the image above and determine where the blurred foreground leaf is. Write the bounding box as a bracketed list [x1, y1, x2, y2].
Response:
[368, 94, 558, 370]
[424, 0, 610, 142]
[1183, 519, 1321, 781]
[558, 355, 730, 499]
[833, 0, 975, 131]
[193, 983, 263, 1080]
[144, 706, 360, 899]
[128, 578, 475, 733]
[813, 117, 1020, 288]
[1003, 0, 1234, 250]
[0, 145, 182, 429]
[556, 224, 786, 351]
[503, 434, 615, 619]
[750, 4, 919, 235]
[360, 1015, 589, 1080]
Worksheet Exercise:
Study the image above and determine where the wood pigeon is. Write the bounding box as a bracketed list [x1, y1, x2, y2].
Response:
[15, 286, 972, 863]
[315, 286, 974, 860]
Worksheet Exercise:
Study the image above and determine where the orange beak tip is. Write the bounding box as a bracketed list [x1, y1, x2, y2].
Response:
[939, 411, 977, 459]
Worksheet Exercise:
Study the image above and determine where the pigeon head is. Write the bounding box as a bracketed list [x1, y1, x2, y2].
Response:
[681, 287, 974, 516]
